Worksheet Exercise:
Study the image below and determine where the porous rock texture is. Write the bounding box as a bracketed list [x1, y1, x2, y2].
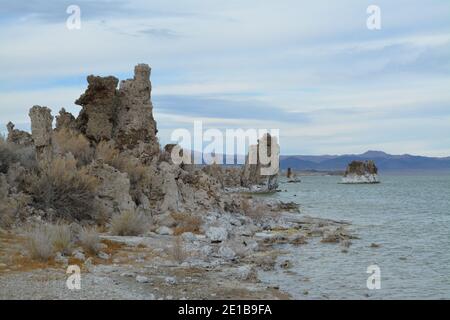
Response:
[6, 122, 33, 146]
[29, 106, 53, 165]
[4, 64, 277, 222]
[341, 160, 379, 184]
[241, 133, 279, 191]
[88, 160, 136, 216]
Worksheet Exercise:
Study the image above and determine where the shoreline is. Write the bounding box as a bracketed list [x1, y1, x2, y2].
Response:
[0, 196, 356, 300]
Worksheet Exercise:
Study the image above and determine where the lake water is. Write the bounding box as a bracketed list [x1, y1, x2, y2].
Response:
[260, 174, 450, 299]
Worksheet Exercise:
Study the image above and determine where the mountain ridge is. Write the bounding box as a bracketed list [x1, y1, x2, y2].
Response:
[280, 150, 450, 172]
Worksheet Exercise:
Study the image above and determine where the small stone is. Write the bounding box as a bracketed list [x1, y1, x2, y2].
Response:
[234, 265, 257, 281]
[279, 260, 292, 269]
[97, 252, 110, 260]
[218, 246, 236, 260]
[181, 232, 196, 241]
[54, 252, 68, 265]
[200, 245, 213, 257]
[206, 227, 228, 243]
[136, 275, 150, 283]
[156, 226, 173, 236]
[120, 272, 136, 278]
[72, 250, 86, 261]
[165, 276, 177, 285]
[84, 257, 93, 270]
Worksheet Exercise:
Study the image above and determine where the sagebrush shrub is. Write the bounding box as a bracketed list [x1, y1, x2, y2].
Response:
[25, 224, 55, 261]
[49, 223, 73, 255]
[0, 135, 37, 172]
[78, 227, 101, 254]
[0, 136, 18, 173]
[110, 210, 148, 236]
[53, 128, 93, 165]
[171, 212, 202, 235]
[28, 155, 99, 221]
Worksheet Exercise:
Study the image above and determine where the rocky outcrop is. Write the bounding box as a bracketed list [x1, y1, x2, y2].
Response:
[88, 160, 136, 216]
[75, 75, 119, 141]
[74, 64, 159, 156]
[55, 108, 77, 132]
[241, 133, 279, 192]
[286, 168, 301, 183]
[341, 160, 379, 184]
[6, 122, 33, 146]
[4, 64, 276, 221]
[29, 106, 53, 165]
[115, 64, 158, 152]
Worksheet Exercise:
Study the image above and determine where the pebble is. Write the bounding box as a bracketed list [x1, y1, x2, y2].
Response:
[98, 252, 110, 260]
[156, 226, 174, 236]
[136, 275, 150, 283]
[165, 276, 177, 285]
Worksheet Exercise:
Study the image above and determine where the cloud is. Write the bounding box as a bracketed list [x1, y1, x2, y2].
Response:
[0, 0, 449, 156]
[153, 95, 309, 123]
[139, 28, 180, 39]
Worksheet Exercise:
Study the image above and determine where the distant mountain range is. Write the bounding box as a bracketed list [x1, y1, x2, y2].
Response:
[280, 151, 450, 172]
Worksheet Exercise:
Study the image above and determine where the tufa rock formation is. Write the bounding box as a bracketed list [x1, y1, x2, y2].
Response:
[4, 64, 275, 220]
[241, 133, 279, 192]
[29, 106, 53, 165]
[286, 167, 301, 183]
[74, 64, 158, 155]
[341, 160, 379, 184]
[6, 122, 33, 146]
[4, 64, 281, 221]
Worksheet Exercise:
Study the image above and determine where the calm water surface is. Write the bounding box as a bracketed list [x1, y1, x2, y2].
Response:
[259, 174, 450, 299]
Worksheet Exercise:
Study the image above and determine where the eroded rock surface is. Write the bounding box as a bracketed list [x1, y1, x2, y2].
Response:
[6, 122, 33, 146]
[29, 106, 53, 164]
[341, 160, 379, 184]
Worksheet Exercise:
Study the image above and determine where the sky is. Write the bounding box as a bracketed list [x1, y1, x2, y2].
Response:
[0, 0, 449, 156]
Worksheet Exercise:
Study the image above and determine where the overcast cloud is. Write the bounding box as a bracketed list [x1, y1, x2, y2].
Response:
[0, 0, 449, 156]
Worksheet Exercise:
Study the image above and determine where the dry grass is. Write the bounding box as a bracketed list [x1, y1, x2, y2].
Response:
[24, 222, 74, 261]
[53, 128, 93, 165]
[95, 140, 120, 166]
[0, 135, 17, 173]
[49, 223, 73, 255]
[0, 135, 37, 172]
[171, 212, 203, 236]
[110, 210, 148, 236]
[27, 155, 99, 221]
[241, 198, 275, 222]
[169, 236, 188, 264]
[24, 224, 55, 261]
[0, 177, 31, 229]
[0, 196, 15, 229]
[78, 227, 100, 254]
